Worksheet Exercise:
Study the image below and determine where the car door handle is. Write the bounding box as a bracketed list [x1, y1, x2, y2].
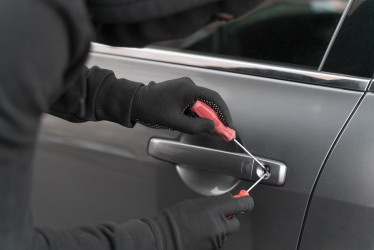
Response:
[148, 138, 287, 186]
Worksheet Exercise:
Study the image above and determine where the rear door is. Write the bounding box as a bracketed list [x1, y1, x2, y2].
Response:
[32, 1, 370, 249]
[299, 1, 374, 249]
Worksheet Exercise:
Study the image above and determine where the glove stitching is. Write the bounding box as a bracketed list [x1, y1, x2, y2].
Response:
[185, 98, 229, 126]
[93, 71, 116, 121]
[198, 98, 228, 126]
[136, 99, 229, 130]
[135, 119, 175, 130]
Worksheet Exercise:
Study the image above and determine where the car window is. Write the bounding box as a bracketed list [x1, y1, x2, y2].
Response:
[321, 0, 374, 78]
[152, 0, 349, 70]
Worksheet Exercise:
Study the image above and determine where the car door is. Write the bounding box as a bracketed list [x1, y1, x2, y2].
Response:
[299, 0, 374, 249]
[31, 0, 371, 249]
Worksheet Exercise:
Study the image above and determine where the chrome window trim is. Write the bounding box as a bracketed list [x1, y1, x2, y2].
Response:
[91, 43, 370, 91]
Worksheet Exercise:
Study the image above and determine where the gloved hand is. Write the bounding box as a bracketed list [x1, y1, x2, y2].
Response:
[142, 193, 254, 250]
[130, 77, 232, 134]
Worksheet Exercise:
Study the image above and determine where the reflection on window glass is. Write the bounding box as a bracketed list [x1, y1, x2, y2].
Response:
[153, 0, 348, 69]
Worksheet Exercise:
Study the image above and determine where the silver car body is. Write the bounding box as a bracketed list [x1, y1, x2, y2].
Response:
[32, 0, 374, 249]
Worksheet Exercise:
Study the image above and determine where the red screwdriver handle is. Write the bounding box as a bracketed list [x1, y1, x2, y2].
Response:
[190, 100, 236, 142]
[233, 189, 250, 198]
[190, 101, 244, 219]
[226, 190, 250, 219]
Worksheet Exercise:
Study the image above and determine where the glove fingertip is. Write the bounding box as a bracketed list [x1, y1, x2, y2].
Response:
[204, 119, 216, 133]
[240, 196, 254, 212]
[221, 195, 254, 216]
[222, 192, 234, 198]
[226, 217, 240, 235]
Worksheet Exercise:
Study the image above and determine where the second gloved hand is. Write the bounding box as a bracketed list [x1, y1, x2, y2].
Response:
[130, 77, 232, 134]
[142, 193, 254, 250]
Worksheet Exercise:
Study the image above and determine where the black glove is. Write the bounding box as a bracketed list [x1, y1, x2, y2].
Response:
[130, 77, 233, 134]
[142, 193, 254, 250]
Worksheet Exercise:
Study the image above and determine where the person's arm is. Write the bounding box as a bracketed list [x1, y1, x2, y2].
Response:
[0, 1, 253, 249]
[49, 0, 266, 130]
[33, 220, 157, 250]
[0, 1, 157, 249]
[32, 194, 253, 250]
[48, 65, 144, 128]
[49, 65, 233, 135]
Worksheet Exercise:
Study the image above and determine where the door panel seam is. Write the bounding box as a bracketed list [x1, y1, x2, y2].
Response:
[296, 91, 367, 249]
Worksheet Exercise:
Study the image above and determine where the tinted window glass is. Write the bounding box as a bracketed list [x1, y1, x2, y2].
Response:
[153, 0, 349, 69]
[322, 0, 374, 78]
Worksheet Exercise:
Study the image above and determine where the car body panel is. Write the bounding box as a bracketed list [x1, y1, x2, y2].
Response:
[299, 92, 374, 249]
[32, 52, 363, 249]
[31, 0, 374, 249]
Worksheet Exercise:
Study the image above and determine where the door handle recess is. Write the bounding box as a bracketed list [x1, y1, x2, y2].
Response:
[148, 138, 287, 186]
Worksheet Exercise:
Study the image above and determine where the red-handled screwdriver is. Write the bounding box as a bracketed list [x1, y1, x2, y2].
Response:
[190, 100, 269, 217]
[190, 100, 236, 142]
[190, 100, 269, 177]
[190, 100, 269, 173]
[226, 174, 267, 219]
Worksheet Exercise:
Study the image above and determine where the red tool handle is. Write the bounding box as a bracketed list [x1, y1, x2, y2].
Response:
[226, 190, 250, 219]
[190, 100, 236, 142]
[233, 189, 250, 198]
[190, 100, 245, 219]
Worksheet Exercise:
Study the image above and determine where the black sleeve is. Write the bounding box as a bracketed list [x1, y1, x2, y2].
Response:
[0, 1, 156, 249]
[34, 220, 156, 250]
[48, 65, 144, 128]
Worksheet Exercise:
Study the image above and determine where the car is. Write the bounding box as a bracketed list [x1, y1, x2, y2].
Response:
[31, 0, 374, 249]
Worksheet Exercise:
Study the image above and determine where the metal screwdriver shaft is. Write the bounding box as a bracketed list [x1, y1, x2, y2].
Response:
[233, 138, 268, 173]
[246, 173, 267, 193]
[190, 100, 270, 200]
